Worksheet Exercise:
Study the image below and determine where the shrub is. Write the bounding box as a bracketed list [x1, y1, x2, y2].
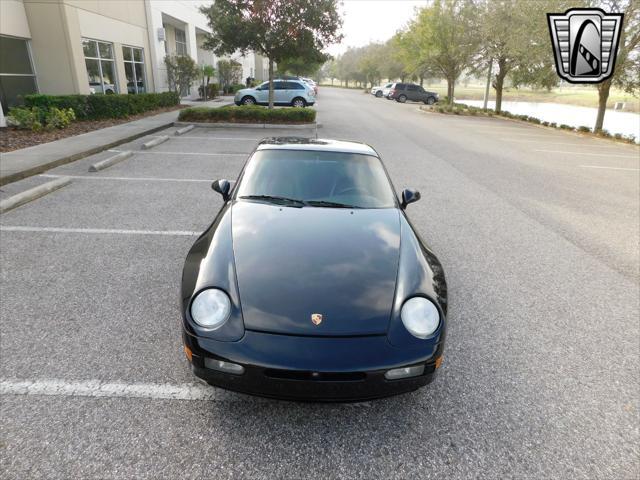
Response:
[24, 92, 179, 120]
[179, 105, 316, 124]
[577, 126, 591, 132]
[529, 117, 541, 124]
[224, 83, 247, 94]
[7, 107, 43, 131]
[44, 107, 75, 130]
[549, 122, 557, 128]
[613, 133, 623, 140]
[198, 83, 219, 99]
[541, 121, 549, 126]
[559, 124, 572, 130]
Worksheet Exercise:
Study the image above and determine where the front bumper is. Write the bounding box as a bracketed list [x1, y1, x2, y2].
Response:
[184, 330, 443, 401]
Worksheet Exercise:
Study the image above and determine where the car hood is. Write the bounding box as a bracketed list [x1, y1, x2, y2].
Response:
[232, 201, 401, 336]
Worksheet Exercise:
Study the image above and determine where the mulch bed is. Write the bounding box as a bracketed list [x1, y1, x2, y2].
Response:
[0, 105, 185, 153]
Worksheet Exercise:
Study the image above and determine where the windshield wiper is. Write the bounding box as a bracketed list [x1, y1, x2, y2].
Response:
[239, 195, 306, 207]
[305, 200, 362, 209]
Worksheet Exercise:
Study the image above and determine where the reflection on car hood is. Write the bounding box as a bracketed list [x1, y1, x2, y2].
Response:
[232, 201, 401, 336]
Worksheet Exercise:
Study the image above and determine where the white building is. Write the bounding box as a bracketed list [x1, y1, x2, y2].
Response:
[146, 0, 269, 97]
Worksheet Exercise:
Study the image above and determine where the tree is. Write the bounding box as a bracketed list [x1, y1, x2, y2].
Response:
[200, 0, 342, 108]
[277, 50, 328, 77]
[164, 55, 200, 96]
[409, 0, 481, 104]
[593, 0, 639, 132]
[474, 0, 572, 113]
[217, 59, 242, 93]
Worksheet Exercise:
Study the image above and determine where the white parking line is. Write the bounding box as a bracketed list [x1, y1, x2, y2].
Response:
[0, 378, 371, 406]
[0, 379, 222, 401]
[151, 135, 261, 141]
[0, 226, 200, 236]
[40, 174, 212, 183]
[109, 149, 247, 157]
[579, 165, 640, 172]
[504, 139, 638, 150]
[534, 149, 639, 159]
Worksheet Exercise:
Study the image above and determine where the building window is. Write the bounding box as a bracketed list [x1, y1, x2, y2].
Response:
[0, 35, 38, 112]
[123, 46, 146, 94]
[175, 29, 187, 55]
[82, 38, 118, 94]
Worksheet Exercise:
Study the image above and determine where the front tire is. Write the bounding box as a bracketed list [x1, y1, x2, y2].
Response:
[425, 96, 436, 105]
[241, 96, 256, 106]
[375, 91, 383, 98]
[397, 95, 407, 103]
[291, 97, 306, 108]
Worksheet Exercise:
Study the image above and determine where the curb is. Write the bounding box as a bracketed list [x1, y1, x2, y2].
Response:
[175, 125, 195, 135]
[142, 135, 169, 149]
[174, 121, 319, 130]
[0, 121, 173, 187]
[0, 176, 72, 214]
[89, 150, 133, 172]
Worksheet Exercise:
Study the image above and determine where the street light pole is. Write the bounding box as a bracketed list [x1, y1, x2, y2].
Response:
[483, 59, 492, 110]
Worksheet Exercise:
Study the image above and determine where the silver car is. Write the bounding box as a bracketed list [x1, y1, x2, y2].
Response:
[234, 79, 315, 107]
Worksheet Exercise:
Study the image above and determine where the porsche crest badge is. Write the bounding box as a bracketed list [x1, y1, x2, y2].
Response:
[311, 313, 323, 325]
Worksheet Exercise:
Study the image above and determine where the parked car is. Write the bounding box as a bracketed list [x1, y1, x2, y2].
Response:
[181, 137, 448, 401]
[382, 84, 394, 98]
[388, 83, 438, 104]
[301, 77, 318, 95]
[89, 82, 116, 94]
[234, 79, 315, 107]
[371, 83, 393, 98]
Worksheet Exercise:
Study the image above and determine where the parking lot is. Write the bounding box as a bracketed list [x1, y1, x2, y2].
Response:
[1, 87, 638, 479]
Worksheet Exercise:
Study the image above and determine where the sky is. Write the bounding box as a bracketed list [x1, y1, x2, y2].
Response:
[325, 1, 429, 56]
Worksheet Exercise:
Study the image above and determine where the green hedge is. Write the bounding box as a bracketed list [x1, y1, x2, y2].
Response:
[179, 105, 316, 124]
[24, 92, 180, 120]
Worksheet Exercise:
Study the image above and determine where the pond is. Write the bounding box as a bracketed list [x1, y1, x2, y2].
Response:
[459, 100, 639, 142]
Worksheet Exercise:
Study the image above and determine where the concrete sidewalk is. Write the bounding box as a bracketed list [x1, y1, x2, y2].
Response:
[0, 109, 180, 186]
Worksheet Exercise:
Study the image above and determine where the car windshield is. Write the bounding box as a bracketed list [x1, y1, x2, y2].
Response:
[236, 149, 397, 209]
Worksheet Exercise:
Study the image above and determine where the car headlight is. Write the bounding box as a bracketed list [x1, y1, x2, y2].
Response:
[190, 288, 231, 329]
[400, 297, 440, 338]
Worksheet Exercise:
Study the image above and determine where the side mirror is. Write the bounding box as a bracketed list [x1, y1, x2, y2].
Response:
[401, 189, 421, 209]
[212, 179, 232, 201]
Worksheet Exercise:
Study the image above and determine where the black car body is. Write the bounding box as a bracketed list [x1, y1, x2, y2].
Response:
[181, 138, 448, 401]
[388, 83, 439, 104]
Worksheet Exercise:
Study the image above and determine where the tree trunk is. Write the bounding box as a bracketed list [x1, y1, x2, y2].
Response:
[594, 79, 611, 132]
[494, 71, 506, 113]
[419, 75, 424, 87]
[268, 58, 275, 109]
[446, 78, 454, 105]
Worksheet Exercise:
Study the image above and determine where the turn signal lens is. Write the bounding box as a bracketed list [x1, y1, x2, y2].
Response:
[204, 358, 245, 375]
[384, 364, 425, 380]
[435, 356, 444, 369]
[184, 345, 193, 362]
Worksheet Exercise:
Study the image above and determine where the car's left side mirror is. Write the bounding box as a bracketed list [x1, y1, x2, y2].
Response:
[401, 189, 421, 209]
[212, 179, 233, 201]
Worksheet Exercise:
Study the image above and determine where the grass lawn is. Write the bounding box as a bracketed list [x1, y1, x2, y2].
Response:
[423, 83, 639, 112]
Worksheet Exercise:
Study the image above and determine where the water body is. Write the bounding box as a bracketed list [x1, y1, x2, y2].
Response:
[460, 100, 640, 141]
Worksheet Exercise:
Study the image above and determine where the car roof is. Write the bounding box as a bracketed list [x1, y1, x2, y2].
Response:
[256, 137, 378, 156]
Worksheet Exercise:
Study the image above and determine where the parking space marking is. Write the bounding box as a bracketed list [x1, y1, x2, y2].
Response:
[579, 165, 640, 172]
[504, 139, 637, 150]
[150, 135, 262, 141]
[534, 149, 639, 159]
[0, 226, 200, 236]
[0, 379, 372, 406]
[40, 174, 212, 183]
[108, 149, 247, 157]
[0, 379, 223, 401]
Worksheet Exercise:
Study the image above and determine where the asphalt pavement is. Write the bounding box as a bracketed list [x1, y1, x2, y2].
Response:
[1, 87, 638, 479]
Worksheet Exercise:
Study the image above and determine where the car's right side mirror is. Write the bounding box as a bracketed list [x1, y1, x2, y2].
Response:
[212, 179, 232, 201]
[401, 189, 421, 209]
